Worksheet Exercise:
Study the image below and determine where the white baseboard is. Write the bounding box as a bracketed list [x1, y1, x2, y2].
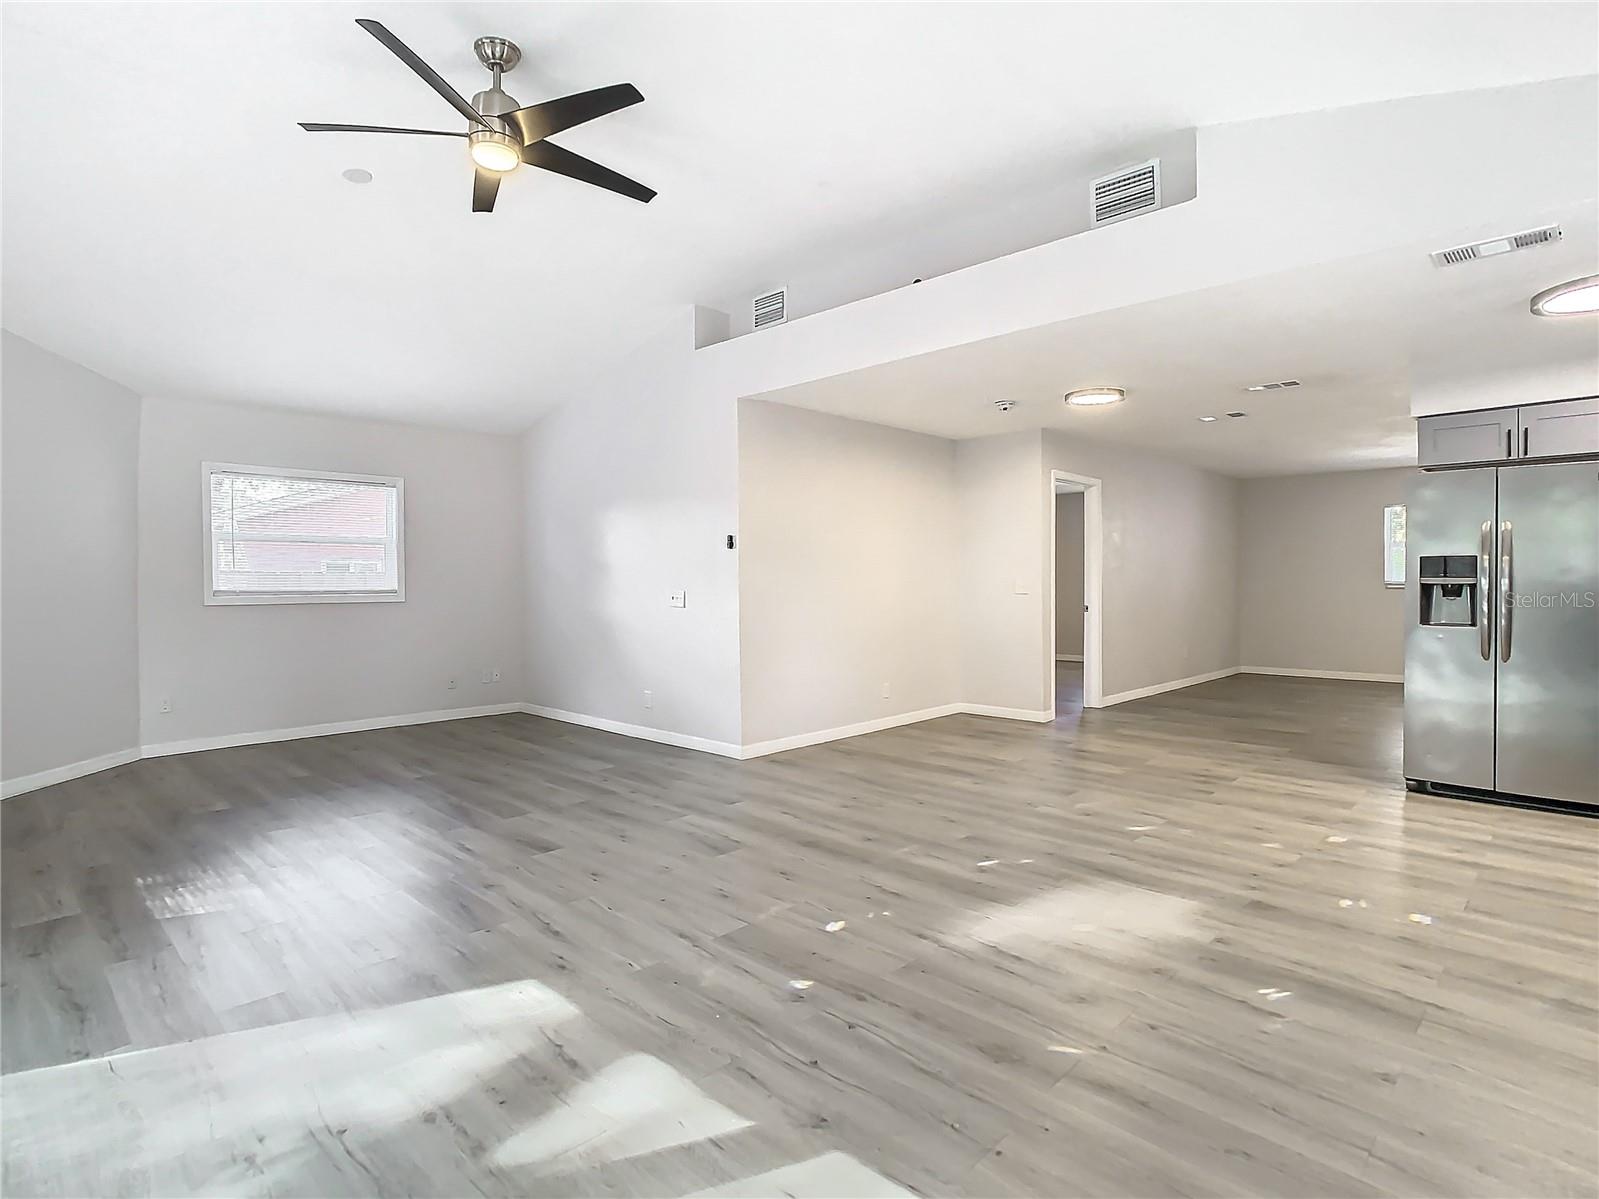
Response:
[1054, 654, 1084, 663]
[1243, 667, 1403, 684]
[2, 747, 143, 800]
[519, 704, 743, 758]
[740, 704, 965, 759]
[961, 704, 1055, 723]
[141, 703, 524, 760]
[1101, 667, 1241, 707]
[4, 704, 526, 800]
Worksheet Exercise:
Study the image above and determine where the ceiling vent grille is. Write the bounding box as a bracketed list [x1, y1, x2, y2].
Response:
[752, 286, 788, 331]
[1090, 158, 1161, 228]
[1430, 224, 1562, 267]
[1247, 379, 1301, 392]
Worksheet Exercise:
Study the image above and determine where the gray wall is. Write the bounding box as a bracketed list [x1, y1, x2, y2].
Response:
[2, 331, 143, 784]
[1238, 467, 1410, 679]
[739, 400, 960, 743]
[1044, 432, 1240, 700]
[138, 397, 525, 746]
[1054, 492, 1085, 658]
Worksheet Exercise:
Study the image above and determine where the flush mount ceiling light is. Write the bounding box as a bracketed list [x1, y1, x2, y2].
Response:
[1064, 387, 1126, 408]
[341, 167, 374, 184]
[1197, 415, 1218, 423]
[1531, 274, 1599, 317]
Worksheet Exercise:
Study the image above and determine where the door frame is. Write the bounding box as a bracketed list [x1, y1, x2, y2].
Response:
[1050, 469, 1105, 709]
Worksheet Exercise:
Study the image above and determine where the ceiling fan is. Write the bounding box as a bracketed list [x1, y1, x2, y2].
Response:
[301, 19, 654, 213]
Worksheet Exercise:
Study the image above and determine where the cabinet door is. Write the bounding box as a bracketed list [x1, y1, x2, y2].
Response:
[1520, 397, 1599, 461]
[1417, 407, 1519, 467]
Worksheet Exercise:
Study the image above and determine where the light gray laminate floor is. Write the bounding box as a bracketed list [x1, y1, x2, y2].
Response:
[3, 671, 1597, 1197]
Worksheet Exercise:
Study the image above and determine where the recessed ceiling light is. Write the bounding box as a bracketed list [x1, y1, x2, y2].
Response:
[341, 168, 373, 184]
[1531, 274, 1599, 317]
[1064, 387, 1125, 407]
[1198, 416, 1218, 423]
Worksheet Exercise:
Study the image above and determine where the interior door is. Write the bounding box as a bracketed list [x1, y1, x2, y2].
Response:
[1403, 468, 1498, 790]
[1494, 461, 1599, 805]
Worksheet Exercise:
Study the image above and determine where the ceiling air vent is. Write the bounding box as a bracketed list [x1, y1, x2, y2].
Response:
[752, 286, 788, 331]
[1430, 224, 1562, 267]
[1246, 379, 1301, 392]
[1090, 158, 1161, 228]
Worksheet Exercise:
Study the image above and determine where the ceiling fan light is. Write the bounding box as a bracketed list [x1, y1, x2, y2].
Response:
[1530, 274, 1599, 317]
[1064, 387, 1126, 407]
[469, 129, 521, 173]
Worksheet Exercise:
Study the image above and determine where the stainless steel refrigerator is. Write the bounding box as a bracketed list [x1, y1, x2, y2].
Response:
[1403, 402, 1599, 809]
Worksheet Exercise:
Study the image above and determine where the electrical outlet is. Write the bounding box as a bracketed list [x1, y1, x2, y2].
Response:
[643, 689, 653, 710]
[447, 678, 458, 691]
[881, 682, 891, 700]
[159, 698, 172, 714]
[669, 590, 686, 608]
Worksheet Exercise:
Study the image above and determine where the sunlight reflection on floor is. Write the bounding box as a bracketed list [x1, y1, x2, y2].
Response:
[2, 978, 910, 1198]
[955, 880, 1201, 959]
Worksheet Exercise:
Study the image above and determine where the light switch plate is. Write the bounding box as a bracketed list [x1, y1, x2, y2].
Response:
[669, 591, 687, 608]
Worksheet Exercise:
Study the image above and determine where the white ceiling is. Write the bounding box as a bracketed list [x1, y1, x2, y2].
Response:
[3, 3, 1596, 431]
[757, 211, 1599, 478]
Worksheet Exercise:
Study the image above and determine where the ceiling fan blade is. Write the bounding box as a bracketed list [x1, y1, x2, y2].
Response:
[504, 84, 644, 145]
[299, 122, 466, 137]
[473, 168, 501, 213]
[355, 18, 492, 129]
[522, 139, 655, 204]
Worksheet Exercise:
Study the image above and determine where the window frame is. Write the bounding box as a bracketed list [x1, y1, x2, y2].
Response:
[1383, 502, 1406, 589]
[201, 461, 406, 606]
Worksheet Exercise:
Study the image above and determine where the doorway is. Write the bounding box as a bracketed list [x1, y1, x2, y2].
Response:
[1050, 470, 1104, 715]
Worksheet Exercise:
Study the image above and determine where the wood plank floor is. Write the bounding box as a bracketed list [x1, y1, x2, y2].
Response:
[4, 672, 1597, 1197]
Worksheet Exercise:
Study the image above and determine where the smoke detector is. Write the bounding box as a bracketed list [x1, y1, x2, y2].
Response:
[994, 399, 1017, 412]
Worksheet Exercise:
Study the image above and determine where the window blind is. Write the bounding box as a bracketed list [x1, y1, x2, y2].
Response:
[207, 466, 402, 601]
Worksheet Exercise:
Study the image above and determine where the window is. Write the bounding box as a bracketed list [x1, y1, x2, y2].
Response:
[203, 463, 404, 604]
[1383, 503, 1406, 587]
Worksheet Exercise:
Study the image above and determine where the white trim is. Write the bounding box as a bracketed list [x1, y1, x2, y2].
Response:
[202, 461, 406, 605]
[1100, 667, 1241, 707]
[740, 704, 964, 758]
[2, 747, 142, 800]
[1050, 470, 1105, 709]
[1243, 667, 1404, 684]
[1055, 654, 1084, 663]
[519, 704, 744, 758]
[141, 703, 522, 759]
[961, 704, 1055, 723]
[5, 705, 526, 799]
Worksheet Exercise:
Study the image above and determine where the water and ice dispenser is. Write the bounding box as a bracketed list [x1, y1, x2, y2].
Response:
[1418, 554, 1478, 626]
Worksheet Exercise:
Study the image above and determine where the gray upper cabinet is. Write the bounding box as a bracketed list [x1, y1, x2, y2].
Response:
[1520, 396, 1599, 461]
[1416, 406, 1520, 467]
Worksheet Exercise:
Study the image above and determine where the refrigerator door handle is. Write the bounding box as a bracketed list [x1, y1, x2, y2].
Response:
[1478, 520, 1493, 661]
[1499, 520, 1514, 663]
